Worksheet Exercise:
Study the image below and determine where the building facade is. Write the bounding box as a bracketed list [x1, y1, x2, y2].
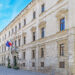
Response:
[0, 0, 75, 75]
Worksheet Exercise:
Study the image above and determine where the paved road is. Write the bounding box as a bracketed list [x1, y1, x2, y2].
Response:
[0, 66, 48, 75]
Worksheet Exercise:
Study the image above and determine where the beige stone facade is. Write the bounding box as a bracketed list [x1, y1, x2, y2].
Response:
[0, 0, 75, 75]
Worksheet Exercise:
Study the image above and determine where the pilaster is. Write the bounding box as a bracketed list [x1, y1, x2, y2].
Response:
[68, 0, 75, 74]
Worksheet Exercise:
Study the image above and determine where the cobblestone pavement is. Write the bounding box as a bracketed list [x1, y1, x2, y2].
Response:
[0, 66, 48, 75]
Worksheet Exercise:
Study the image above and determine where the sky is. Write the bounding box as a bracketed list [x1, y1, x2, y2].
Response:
[0, 0, 32, 32]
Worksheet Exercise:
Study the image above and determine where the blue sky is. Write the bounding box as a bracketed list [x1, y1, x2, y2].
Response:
[0, 0, 32, 32]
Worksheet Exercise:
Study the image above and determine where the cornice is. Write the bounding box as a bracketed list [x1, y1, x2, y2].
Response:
[0, 0, 68, 36]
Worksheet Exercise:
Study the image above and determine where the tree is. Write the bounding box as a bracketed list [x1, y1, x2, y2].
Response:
[7, 56, 11, 68]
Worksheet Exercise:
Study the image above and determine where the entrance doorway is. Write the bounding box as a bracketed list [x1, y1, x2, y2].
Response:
[13, 56, 17, 67]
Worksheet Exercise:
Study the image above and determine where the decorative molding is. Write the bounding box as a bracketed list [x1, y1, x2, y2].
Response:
[39, 21, 46, 28]
[31, 27, 36, 32]
[22, 32, 26, 37]
[57, 0, 63, 4]
[56, 9, 68, 19]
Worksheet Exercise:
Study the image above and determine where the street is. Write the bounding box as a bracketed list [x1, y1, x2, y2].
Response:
[0, 66, 48, 75]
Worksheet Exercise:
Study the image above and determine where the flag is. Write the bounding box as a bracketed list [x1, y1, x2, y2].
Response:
[6, 41, 12, 47]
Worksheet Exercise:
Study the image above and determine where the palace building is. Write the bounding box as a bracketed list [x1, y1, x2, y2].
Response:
[0, 0, 75, 75]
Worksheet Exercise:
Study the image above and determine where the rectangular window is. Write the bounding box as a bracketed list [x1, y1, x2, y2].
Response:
[19, 23, 21, 29]
[5, 46, 6, 51]
[12, 42, 13, 47]
[32, 50, 35, 59]
[2, 46, 3, 52]
[15, 26, 17, 32]
[9, 31, 10, 36]
[33, 11, 36, 19]
[59, 62, 65, 68]
[18, 39, 20, 47]
[41, 62, 44, 67]
[41, 28, 45, 38]
[33, 32, 36, 41]
[12, 28, 14, 34]
[60, 18, 65, 31]
[60, 44, 64, 56]
[23, 52, 25, 59]
[32, 62, 35, 67]
[15, 40, 17, 47]
[41, 4, 45, 13]
[24, 37, 26, 44]
[41, 48, 44, 58]
[5, 34, 6, 39]
[23, 63, 25, 67]
[24, 19, 26, 26]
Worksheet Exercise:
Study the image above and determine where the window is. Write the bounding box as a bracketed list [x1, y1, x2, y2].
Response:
[41, 48, 44, 58]
[19, 23, 21, 29]
[60, 18, 65, 31]
[23, 63, 25, 67]
[24, 19, 26, 26]
[15, 26, 17, 32]
[18, 39, 21, 47]
[33, 32, 36, 41]
[12, 42, 13, 47]
[24, 37, 26, 44]
[5, 34, 6, 39]
[60, 44, 64, 56]
[59, 62, 65, 68]
[41, 62, 44, 67]
[41, 28, 45, 38]
[15, 40, 17, 47]
[2, 46, 3, 52]
[12, 28, 14, 34]
[9, 31, 10, 36]
[32, 62, 35, 67]
[23, 52, 25, 59]
[2, 57, 3, 62]
[32, 50, 35, 59]
[5, 46, 6, 51]
[41, 4, 45, 13]
[33, 11, 36, 19]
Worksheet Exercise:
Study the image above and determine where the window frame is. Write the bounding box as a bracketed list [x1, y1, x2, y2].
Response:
[19, 23, 21, 29]
[60, 44, 64, 56]
[32, 50, 35, 59]
[18, 39, 21, 47]
[33, 32, 36, 41]
[24, 19, 26, 26]
[41, 48, 44, 58]
[41, 4, 45, 13]
[33, 11, 36, 19]
[60, 18, 65, 31]
[41, 27, 45, 38]
[41, 62, 44, 67]
[59, 62, 65, 68]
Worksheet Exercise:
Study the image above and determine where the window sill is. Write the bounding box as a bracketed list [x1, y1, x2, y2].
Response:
[56, 29, 68, 35]
[31, 18, 36, 23]
[22, 25, 26, 28]
[39, 11, 46, 17]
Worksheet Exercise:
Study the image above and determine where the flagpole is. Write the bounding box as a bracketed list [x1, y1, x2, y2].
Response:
[6, 41, 12, 67]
